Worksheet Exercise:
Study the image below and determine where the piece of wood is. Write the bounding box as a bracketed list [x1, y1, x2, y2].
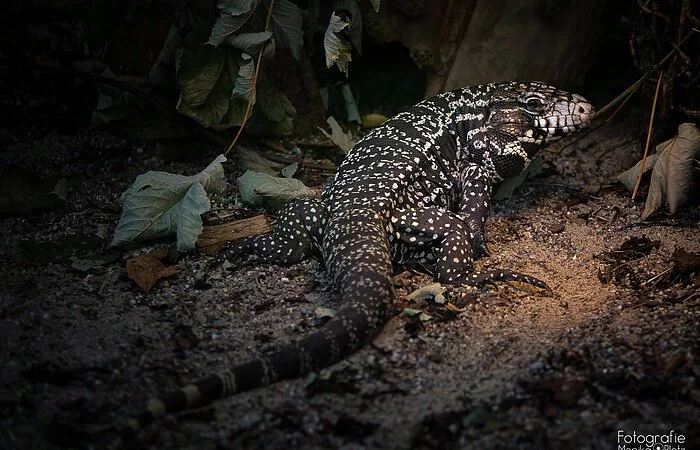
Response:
[197, 214, 271, 255]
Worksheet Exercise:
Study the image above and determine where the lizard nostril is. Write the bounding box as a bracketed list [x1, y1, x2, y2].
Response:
[578, 105, 586, 114]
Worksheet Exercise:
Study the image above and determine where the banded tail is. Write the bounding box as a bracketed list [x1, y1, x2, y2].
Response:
[110, 215, 395, 447]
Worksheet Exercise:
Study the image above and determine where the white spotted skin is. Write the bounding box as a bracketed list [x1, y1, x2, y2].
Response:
[226, 81, 593, 373]
[116, 83, 592, 443]
[116, 82, 593, 445]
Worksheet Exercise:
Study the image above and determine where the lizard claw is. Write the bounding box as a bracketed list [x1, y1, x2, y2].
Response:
[454, 269, 551, 293]
[473, 241, 491, 259]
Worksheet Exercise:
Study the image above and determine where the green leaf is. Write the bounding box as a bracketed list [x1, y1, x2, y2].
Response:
[256, 73, 297, 135]
[218, 0, 255, 16]
[237, 170, 317, 208]
[224, 31, 273, 54]
[403, 308, 422, 317]
[324, 12, 352, 75]
[237, 145, 283, 176]
[266, 0, 303, 59]
[208, 9, 254, 47]
[232, 53, 256, 103]
[368, 0, 380, 12]
[196, 154, 229, 194]
[111, 155, 228, 252]
[175, 44, 247, 129]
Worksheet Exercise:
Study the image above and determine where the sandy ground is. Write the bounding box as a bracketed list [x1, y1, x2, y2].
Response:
[1, 115, 699, 450]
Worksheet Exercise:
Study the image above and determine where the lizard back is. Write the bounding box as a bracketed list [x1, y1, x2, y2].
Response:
[108, 81, 593, 447]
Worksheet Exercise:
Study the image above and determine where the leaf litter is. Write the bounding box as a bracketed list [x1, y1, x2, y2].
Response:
[2, 115, 700, 449]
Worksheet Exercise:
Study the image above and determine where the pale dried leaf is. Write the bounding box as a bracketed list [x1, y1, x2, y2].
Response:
[407, 283, 448, 305]
[237, 170, 317, 208]
[666, 123, 700, 213]
[617, 154, 659, 193]
[324, 12, 352, 74]
[319, 116, 355, 153]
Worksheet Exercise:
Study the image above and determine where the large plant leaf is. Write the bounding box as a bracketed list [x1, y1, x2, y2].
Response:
[232, 53, 256, 103]
[617, 154, 659, 192]
[618, 123, 700, 220]
[111, 155, 228, 252]
[265, 0, 303, 59]
[324, 12, 352, 75]
[237, 145, 283, 176]
[256, 73, 297, 135]
[218, 0, 255, 16]
[237, 170, 317, 208]
[196, 154, 229, 194]
[208, 9, 255, 47]
[665, 123, 700, 213]
[224, 31, 273, 54]
[175, 44, 247, 129]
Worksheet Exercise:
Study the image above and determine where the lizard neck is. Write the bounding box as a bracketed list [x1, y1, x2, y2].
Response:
[442, 96, 504, 184]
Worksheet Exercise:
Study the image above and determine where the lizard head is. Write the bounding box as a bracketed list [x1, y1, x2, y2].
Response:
[481, 81, 594, 179]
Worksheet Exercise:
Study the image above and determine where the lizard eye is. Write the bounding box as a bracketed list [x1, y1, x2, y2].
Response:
[525, 97, 545, 112]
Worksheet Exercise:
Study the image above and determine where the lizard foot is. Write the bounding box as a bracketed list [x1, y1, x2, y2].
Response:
[453, 269, 551, 293]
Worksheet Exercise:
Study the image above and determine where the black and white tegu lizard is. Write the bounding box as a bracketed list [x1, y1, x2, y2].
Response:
[112, 81, 593, 445]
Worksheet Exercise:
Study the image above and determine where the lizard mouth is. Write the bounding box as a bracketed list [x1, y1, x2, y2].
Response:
[536, 111, 594, 133]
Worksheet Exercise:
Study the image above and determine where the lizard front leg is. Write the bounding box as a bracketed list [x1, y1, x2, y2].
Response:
[457, 163, 493, 259]
[392, 206, 548, 289]
[217, 198, 325, 265]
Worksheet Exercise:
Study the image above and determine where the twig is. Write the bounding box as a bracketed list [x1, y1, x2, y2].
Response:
[643, 267, 672, 287]
[632, 70, 663, 201]
[604, 83, 641, 123]
[224, 0, 275, 157]
[637, 0, 672, 26]
[594, 28, 697, 118]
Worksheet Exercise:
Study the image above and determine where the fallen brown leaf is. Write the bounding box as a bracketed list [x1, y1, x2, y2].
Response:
[126, 249, 180, 293]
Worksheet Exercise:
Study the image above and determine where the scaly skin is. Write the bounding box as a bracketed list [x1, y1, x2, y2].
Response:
[109, 81, 593, 447]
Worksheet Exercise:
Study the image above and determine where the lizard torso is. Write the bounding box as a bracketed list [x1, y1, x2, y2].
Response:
[112, 81, 593, 446]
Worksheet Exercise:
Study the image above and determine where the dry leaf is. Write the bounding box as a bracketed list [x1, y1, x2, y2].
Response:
[126, 249, 180, 292]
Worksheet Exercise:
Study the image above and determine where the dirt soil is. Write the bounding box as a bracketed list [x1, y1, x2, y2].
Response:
[1, 115, 699, 450]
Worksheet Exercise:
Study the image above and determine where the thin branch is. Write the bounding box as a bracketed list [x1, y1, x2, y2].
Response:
[594, 28, 697, 119]
[632, 70, 664, 201]
[224, 0, 276, 157]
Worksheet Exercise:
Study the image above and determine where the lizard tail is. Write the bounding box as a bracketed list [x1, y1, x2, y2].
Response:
[111, 222, 394, 447]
